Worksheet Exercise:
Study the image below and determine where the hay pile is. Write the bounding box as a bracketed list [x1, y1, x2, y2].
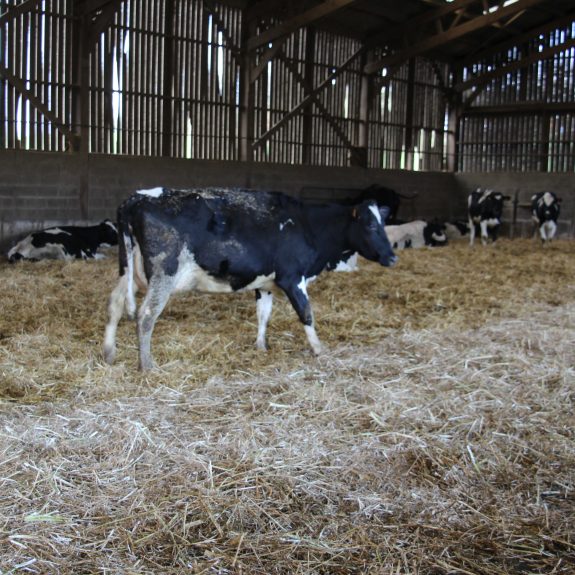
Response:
[0, 239, 574, 574]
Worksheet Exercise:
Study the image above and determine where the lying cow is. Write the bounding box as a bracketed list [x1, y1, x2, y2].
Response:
[8, 220, 118, 262]
[103, 187, 397, 370]
[444, 220, 470, 241]
[468, 189, 511, 246]
[531, 192, 561, 243]
[385, 220, 447, 250]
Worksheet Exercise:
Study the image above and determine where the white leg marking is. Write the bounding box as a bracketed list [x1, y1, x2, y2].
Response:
[468, 219, 475, 246]
[542, 221, 556, 242]
[137, 275, 174, 371]
[103, 275, 129, 365]
[255, 291, 273, 350]
[480, 220, 489, 245]
[304, 324, 322, 356]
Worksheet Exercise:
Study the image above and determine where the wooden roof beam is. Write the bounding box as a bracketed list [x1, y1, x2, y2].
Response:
[364, 0, 548, 75]
[458, 35, 575, 97]
[463, 102, 575, 115]
[0, 0, 41, 25]
[247, 0, 360, 52]
[457, 10, 575, 67]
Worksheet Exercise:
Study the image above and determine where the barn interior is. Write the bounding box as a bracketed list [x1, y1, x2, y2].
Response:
[1, 0, 574, 243]
[1, 1, 574, 574]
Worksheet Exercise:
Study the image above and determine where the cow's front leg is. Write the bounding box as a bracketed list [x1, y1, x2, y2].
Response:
[479, 220, 490, 245]
[255, 289, 273, 350]
[137, 276, 174, 371]
[277, 276, 322, 355]
[468, 219, 476, 246]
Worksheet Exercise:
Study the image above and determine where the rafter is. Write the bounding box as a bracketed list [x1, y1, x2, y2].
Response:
[463, 102, 575, 114]
[0, 0, 41, 25]
[364, 0, 548, 75]
[247, 0, 359, 52]
[87, 0, 124, 48]
[457, 35, 575, 97]
[457, 10, 575, 67]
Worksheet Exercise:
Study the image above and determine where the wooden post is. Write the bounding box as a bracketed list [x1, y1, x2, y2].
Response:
[302, 27, 315, 165]
[404, 58, 415, 170]
[239, 16, 255, 162]
[354, 49, 371, 168]
[162, 0, 174, 157]
[71, 6, 90, 220]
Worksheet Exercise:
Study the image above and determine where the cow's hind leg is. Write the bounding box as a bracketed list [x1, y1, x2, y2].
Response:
[278, 277, 322, 355]
[137, 275, 174, 371]
[103, 275, 129, 365]
[255, 289, 273, 350]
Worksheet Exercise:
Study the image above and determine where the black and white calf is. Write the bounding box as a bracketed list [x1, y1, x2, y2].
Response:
[385, 220, 448, 250]
[531, 192, 561, 243]
[467, 189, 511, 246]
[8, 220, 118, 262]
[103, 187, 397, 370]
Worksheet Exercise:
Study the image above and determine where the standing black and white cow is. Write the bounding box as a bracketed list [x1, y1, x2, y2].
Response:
[103, 187, 397, 370]
[385, 220, 448, 250]
[467, 189, 511, 246]
[531, 192, 561, 243]
[7, 220, 118, 262]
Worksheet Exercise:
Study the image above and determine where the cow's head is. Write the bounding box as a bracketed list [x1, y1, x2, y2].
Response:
[7, 237, 34, 263]
[349, 201, 397, 267]
[99, 220, 119, 246]
[423, 221, 448, 246]
[535, 192, 561, 222]
[8, 251, 24, 263]
[489, 192, 511, 220]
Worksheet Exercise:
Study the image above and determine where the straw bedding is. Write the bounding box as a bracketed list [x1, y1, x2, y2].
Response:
[0, 239, 573, 574]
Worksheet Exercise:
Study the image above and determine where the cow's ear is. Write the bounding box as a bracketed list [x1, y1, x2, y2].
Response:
[379, 206, 391, 222]
[351, 207, 358, 219]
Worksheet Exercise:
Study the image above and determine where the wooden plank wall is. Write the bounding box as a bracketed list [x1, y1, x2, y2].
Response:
[1, 0, 73, 151]
[458, 24, 575, 172]
[89, 0, 242, 158]
[367, 58, 449, 171]
[0, 0, 449, 169]
[0, 0, 572, 173]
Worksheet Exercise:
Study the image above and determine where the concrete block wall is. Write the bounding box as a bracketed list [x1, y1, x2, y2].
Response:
[2, 150, 571, 251]
[0, 150, 462, 251]
[455, 172, 575, 239]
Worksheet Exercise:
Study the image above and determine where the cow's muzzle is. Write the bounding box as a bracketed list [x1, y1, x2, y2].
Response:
[8, 253, 23, 263]
[381, 254, 398, 267]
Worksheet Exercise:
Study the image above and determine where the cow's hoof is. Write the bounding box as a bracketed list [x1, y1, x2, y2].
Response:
[103, 346, 116, 365]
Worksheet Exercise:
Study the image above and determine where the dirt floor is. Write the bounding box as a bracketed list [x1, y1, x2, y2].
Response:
[0, 238, 574, 574]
